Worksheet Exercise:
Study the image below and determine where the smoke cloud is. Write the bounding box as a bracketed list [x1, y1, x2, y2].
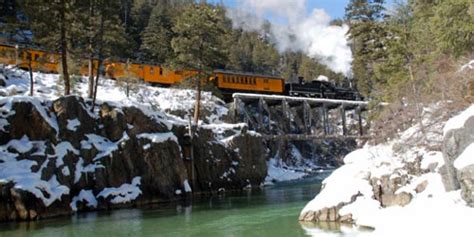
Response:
[226, 0, 352, 76]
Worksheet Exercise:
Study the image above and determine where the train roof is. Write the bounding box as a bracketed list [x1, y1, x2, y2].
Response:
[213, 69, 284, 80]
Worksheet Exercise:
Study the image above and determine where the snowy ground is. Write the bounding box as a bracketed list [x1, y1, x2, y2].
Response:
[0, 65, 229, 124]
[300, 103, 474, 237]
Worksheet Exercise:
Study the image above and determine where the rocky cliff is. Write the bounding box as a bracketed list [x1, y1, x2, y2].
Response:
[0, 96, 267, 222]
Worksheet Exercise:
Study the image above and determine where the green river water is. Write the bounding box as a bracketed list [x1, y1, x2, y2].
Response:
[0, 175, 353, 237]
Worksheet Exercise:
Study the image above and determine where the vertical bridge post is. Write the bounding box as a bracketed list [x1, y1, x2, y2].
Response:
[357, 105, 363, 136]
[233, 96, 240, 124]
[258, 98, 267, 133]
[303, 101, 313, 135]
[340, 103, 347, 136]
[322, 103, 329, 136]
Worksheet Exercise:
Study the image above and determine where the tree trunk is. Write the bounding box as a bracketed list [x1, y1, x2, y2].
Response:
[408, 64, 425, 135]
[87, 0, 95, 98]
[193, 72, 202, 125]
[91, 13, 105, 113]
[59, 0, 70, 95]
[28, 58, 33, 96]
[88, 59, 94, 98]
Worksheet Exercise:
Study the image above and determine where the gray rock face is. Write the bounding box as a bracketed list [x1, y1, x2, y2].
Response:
[458, 164, 474, 207]
[99, 103, 127, 141]
[442, 115, 474, 199]
[371, 174, 412, 207]
[53, 96, 97, 146]
[299, 194, 359, 223]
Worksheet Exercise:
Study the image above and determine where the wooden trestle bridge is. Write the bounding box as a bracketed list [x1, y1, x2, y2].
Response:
[231, 93, 371, 141]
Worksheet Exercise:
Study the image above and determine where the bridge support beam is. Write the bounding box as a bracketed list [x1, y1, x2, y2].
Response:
[303, 101, 313, 135]
[322, 104, 329, 135]
[232, 97, 240, 123]
[340, 104, 347, 136]
[357, 106, 363, 136]
[282, 99, 292, 134]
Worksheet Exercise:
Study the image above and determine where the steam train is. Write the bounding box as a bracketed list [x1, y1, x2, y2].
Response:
[0, 43, 362, 101]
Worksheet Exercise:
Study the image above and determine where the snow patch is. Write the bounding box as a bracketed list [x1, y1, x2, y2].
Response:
[137, 132, 178, 144]
[97, 177, 142, 204]
[443, 104, 474, 136]
[183, 179, 192, 193]
[70, 190, 98, 211]
[454, 143, 474, 170]
[54, 141, 79, 167]
[265, 158, 307, 184]
[0, 138, 69, 207]
[67, 119, 81, 131]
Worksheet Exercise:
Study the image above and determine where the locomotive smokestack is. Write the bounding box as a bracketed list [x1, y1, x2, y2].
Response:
[298, 76, 304, 85]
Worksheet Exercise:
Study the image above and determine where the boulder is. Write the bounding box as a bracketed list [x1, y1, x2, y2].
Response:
[458, 164, 474, 207]
[6, 101, 57, 143]
[371, 174, 411, 207]
[53, 96, 96, 147]
[229, 131, 267, 186]
[122, 107, 168, 137]
[191, 127, 267, 192]
[99, 103, 127, 141]
[442, 114, 474, 192]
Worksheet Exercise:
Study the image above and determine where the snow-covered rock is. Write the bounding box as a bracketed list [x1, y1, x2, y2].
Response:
[441, 104, 474, 205]
[300, 104, 474, 236]
[0, 68, 268, 221]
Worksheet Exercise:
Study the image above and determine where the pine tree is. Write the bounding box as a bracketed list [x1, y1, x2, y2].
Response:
[433, 0, 473, 58]
[345, 0, 388, 98]
[71, 0, 129, 99]
[171, 3, 227, 124]
[140, 3, 175, 64]
[22, 0, 75, 95]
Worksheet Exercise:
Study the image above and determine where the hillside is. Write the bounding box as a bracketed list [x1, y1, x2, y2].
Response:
[299, 62, 474, 236]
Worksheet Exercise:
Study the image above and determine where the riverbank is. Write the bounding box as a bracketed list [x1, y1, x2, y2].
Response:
[300, 103, 474, 236]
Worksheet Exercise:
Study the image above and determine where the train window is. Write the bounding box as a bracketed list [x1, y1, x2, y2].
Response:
[150, 67, 154, 75]
[34, 54, 39, 61]
[264, 79, 269, 83]
[159, 68, 163, 75]
[49, 54, 55, 63]
[232, 77, 235, 83]
[252, 78, 256, 85]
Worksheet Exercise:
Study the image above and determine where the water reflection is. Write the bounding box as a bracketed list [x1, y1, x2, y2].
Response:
[0, 173, 368, 237]
[300, 221, 373, 237]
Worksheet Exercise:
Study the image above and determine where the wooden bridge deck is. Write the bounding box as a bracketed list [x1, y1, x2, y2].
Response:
[262, 134, 372, 141]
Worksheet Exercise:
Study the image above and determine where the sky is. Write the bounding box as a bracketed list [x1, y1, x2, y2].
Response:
[212, 0, 395, 19]
[212, 0, 342, 20]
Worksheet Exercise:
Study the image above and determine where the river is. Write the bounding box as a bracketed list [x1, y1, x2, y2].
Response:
[0, 173, 356, 237]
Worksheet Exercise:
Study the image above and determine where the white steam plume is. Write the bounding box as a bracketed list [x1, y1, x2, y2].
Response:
[226, 0, 353, 76]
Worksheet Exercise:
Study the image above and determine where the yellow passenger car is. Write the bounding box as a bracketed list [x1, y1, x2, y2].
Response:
[0, 44, 60, 72]
[211, 70, 285, 96]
